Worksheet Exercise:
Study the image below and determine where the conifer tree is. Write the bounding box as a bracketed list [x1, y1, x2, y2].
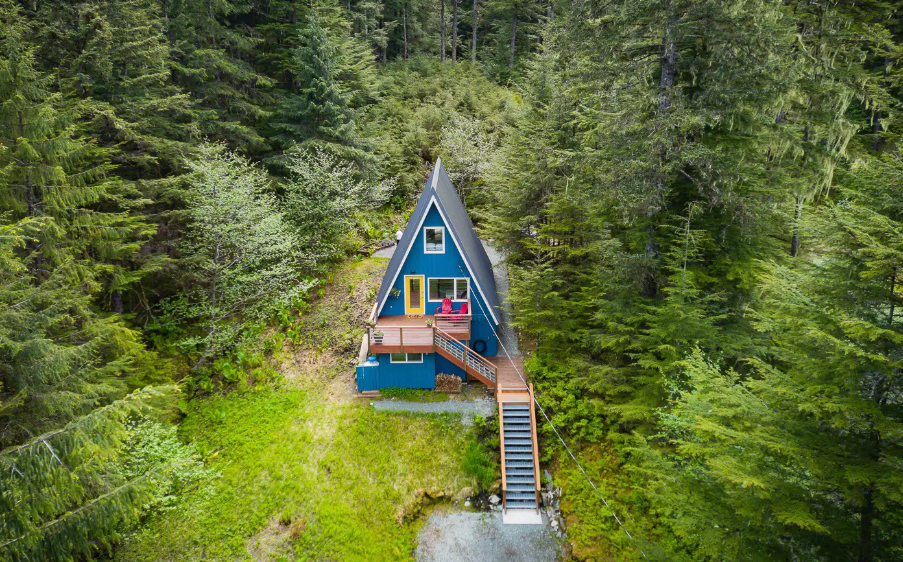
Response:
[269, 12, 373, 166]
[0, 1, 155, 293]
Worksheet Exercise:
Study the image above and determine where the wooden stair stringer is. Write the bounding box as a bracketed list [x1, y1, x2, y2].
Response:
[434, 344, 496, 387]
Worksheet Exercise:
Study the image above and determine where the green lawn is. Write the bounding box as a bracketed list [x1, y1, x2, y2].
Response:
[115, 388, 473, 561]
[115, 259, 477, 562]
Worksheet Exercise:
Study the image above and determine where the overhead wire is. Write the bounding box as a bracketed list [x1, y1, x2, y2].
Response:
[462, 263, 651, 560]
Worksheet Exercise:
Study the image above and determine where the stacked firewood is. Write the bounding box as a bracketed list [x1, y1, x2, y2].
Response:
[435, 373, 462, 393]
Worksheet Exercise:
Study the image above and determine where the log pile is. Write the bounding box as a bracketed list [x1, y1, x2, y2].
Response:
[435, 373, 462, 393]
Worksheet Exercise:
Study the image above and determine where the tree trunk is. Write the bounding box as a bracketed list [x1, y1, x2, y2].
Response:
[888, 266, 897, 326]
[790, 196, 802, 257]
[657, 7, 678, 113]
[440, 0, 446, 62]
[471, 0, 478, 62]
[111, 291, 124, 315]
[451, 0, 459, 61]
[509, 3, 517, 68]
[403, 5, 408, 61]
[643, 2, 679, 298]
[381, 19, 387, 61]
[858, 487, 874, 562]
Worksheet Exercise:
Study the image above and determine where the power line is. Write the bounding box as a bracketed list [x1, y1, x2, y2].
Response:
[463, 262, 651, 561]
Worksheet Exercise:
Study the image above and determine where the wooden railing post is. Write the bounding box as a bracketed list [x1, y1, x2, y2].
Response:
[399, 327, 404, 352]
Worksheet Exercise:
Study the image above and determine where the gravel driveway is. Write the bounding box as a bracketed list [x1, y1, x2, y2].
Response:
[416, 512, 560, 562]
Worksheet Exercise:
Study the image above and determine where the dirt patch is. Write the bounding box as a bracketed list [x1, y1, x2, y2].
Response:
[279, 257, 388, 398]
[246, 518, 291, 561]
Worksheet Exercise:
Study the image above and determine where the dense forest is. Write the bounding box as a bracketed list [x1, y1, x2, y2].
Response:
[1, 0, 903, 560]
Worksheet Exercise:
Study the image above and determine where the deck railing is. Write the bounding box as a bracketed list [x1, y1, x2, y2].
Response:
[434, 328, 497, 384]
[368, 325, 434, 352]
[434, 313, 471, 334]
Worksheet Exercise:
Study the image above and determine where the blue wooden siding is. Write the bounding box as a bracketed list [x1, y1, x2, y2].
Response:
[376, 353, 436, 389]
[356, 362, 379, 391]
[380, 205, 498, 357]
[435, 354, 466, 380]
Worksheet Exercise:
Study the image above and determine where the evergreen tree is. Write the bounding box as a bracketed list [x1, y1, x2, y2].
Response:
[269, 13, 370, 165]
[164, 0, 273, 153]
[0, 0, 155, 294]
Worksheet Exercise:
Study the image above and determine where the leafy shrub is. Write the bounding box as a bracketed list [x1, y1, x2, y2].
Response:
[461, 437, 497, 490]
[123, 419, 219, 514]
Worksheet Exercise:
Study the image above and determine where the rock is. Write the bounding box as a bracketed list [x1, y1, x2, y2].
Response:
[541, 492, 551, 506]
[455, 486, 474, 502]
[464, 501, 471, 507]
[489, 479, 502, 494]
[489, 494, 501, 505]
[551, 519, 559, 529]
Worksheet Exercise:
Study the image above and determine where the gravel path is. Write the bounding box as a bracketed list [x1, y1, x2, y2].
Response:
[416, 512, 560, 562]
[371, 244, 396, 258]
[371, 399, 496, 425]
[481, 241, 520, 356]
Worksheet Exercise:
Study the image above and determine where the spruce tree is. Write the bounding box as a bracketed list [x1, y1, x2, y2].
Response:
[269, 13, 371, 166]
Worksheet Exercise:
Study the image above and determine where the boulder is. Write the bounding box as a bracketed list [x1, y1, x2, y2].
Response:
[455, 486, 474, 502]
[488, 494, 501, 505]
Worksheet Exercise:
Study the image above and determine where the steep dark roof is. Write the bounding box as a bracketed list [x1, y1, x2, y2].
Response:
[374, 159, 500, 324]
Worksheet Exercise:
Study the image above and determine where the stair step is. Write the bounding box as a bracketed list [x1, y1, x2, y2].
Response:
[506, 503, 538, 510]
[503, 426, 531, 433]
[508, 484, 535, 492]
[505, 456, 533, 463]
[505, 459, 534, 466]
[506, 491, 536, 500]
[504, 432, 531, 439]
[503, 404, 530, 410]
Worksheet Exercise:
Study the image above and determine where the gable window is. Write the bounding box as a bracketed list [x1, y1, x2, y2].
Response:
[390, 352, 423, 363]
[424, 227, 445, 254]
[428, 278, 469, 302]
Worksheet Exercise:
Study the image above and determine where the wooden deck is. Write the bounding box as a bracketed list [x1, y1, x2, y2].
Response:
[488, 356, 529, 397]
[368, 314, 470, 354]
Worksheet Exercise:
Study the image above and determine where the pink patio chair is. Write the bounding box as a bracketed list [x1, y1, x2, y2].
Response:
[435, 297, 453, 315]
[451, 302, 468, 315]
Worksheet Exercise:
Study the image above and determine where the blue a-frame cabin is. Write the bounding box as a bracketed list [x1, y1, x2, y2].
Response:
[356, 162, 544, 522]
[356, 159, 503, 392]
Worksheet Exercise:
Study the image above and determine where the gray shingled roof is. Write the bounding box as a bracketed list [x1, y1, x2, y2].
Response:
[374, 159, 500, 324]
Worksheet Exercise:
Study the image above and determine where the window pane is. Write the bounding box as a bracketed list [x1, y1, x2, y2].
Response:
[428, 279, 439, 301]
[406, 353, 422, 362]
[455, 279, 469, 300]
[438, 279, 454, 300]
[390, 353, 406, 362]
[425, 228, 444, 252]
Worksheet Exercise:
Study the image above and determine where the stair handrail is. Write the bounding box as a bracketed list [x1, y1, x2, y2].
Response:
[433, 327, 497, 382]
[528, 383, 541, 494]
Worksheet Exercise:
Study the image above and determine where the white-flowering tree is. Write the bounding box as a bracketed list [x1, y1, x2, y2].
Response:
[282, 147, 393, 271]
[438, 115, 499, 207]
[179, 144, 311, 364]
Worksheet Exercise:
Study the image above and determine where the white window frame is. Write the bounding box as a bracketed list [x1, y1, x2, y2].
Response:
[389, 352, 424, 364]
[427, 277, 470, 302]
[423, 226, 446, 254]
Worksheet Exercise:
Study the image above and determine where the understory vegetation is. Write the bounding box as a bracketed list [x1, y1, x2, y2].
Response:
[2, 0, 903, 561]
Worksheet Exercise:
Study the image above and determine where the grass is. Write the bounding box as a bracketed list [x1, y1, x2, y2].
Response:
[116, 388, 474, 561]
[380, 387, 450, 403]
[114, 258, 481, 562]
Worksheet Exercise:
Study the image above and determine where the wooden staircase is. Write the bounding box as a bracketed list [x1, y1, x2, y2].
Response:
[433, 328, 497, 387]
[501, 401, 539, 511]
[428, 334, 542, 523]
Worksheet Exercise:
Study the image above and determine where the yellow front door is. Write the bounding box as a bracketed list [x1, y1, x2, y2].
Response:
[404, 275, 425, 314]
